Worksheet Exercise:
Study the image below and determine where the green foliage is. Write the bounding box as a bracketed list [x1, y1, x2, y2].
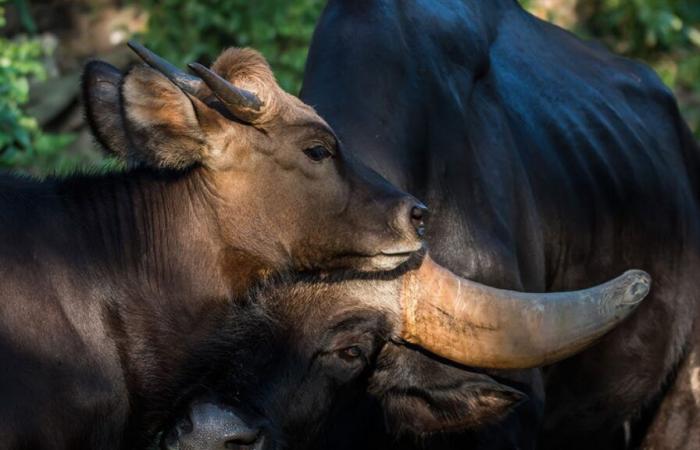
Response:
[1, 0, 698, 176]
[0, 0, 76, 174]
[587, 1, 700, 137]
[585, 0, 700, 55]
[135, 0, 325, 93]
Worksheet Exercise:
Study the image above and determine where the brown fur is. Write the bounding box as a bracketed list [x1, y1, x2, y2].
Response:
[0, 45, 426, 449]
[122, 65, 210, 169]
[641, 321, 700, 450]
[84, 47, 425, 273]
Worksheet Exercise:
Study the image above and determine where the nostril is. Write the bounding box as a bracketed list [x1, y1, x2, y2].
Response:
[411, 205, 425, 221]
[410, 204, 428, 236]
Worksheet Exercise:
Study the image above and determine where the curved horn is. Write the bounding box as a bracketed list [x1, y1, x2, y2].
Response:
[127, 40, 202, 95]
[399, 256, 651, 369]
[187, 62, 264, 124]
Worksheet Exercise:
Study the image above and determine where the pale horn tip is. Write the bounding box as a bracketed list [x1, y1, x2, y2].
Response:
[619, 270, 652, 306]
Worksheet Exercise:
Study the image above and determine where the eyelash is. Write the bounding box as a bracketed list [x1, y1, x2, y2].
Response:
[337, 346, 364, 362]
[303, 145, 333, 162]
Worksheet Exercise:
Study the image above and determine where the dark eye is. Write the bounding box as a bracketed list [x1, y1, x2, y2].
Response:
[337, 346, 364, 362]
[303, 145, 333, 162]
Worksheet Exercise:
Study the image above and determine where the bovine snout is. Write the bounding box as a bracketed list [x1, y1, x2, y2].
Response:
[352, 191, 428, 271]
[162, 402, 265, 450]
[384, 196, 428, 249]
[324, 155, 428, 271]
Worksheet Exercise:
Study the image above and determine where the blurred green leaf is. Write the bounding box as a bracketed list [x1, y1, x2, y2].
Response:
[0, 0, 76, 174]
[133, 0, 325, 93]
[520, 0, 700, 138]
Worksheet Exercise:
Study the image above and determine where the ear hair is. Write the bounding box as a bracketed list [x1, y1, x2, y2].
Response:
[83, 53, 270, 171]
[82, 60, 130, 158]
[121, 65, 223, 169]
[211, 48, 276, 91]
[383, 379, 525, 435]
[210, 48, 284, 121]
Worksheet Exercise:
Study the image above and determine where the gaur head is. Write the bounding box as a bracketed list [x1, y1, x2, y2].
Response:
[82, 42, 427, 273]
[156, 255, 651, 450]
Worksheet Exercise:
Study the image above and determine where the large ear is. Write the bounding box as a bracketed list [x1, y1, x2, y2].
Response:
[120, 65, 226, 169]
[82, 61, 130, 158]
[373, 346, 525, 435]
[382, 377, 524, 434]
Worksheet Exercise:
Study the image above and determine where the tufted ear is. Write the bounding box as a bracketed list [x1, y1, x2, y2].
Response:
[82, 43, 293, 170]
[82, 61, 130, 158]
[120, 65, 227, 169]
[383, 378, 525, 434]
[206, 47, 284, 124]
[83, 61, 224, 168]
[373, 346, 527, 436]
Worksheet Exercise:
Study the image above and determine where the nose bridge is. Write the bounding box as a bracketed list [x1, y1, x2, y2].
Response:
[343, 152, 412, 203]
[341, 152, 428, 242]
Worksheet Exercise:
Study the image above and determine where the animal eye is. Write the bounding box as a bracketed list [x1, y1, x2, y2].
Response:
[337, 346, 363, 362]
[303, 145, 333, 162]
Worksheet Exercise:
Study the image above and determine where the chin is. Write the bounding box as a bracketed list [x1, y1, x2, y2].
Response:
[364, 253, 414, 271]
[335, 246, 424, 273]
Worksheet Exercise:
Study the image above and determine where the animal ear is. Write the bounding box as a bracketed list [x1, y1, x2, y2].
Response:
[207, 47, 284, 123]
[120, 65, 226, 169]
[383, 379, 525, 434]
[82, 61, 130, 158]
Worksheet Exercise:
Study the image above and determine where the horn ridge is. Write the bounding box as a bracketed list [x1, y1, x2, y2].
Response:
[127, 40, 202, 95]
[399, 255, 651, 369]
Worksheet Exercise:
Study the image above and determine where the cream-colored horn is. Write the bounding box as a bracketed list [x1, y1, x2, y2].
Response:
[399, 255, 651, 369]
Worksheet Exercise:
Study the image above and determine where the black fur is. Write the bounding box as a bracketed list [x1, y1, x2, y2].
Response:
[158, 273, 527, 450]
[300, 0, 700, 448]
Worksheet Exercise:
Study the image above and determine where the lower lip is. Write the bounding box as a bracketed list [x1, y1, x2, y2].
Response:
[380, 253, 413, 258]
[375, 253, 415, 265]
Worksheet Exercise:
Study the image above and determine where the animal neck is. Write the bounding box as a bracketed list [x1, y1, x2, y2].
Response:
[54, 166, 273, 303]
[47, 167, 284, 444]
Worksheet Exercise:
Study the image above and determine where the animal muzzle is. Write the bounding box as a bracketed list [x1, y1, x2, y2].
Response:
[380, 196, 428, 252]
[395, 255, 652, 369]
[162, 402, 265, 450]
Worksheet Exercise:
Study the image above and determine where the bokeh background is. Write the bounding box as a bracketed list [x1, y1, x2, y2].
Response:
[1, 0, 698, 175]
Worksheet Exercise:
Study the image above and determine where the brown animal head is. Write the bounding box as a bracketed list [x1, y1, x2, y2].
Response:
[82, 43, 426, 273]
[160, 255, 651, 449]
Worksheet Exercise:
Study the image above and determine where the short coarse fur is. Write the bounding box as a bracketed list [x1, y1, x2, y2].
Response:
[301, 0, 700, 448]
[0, 43, 424, 449]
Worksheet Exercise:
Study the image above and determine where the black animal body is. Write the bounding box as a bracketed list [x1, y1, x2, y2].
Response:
[299, 0, 700, 448]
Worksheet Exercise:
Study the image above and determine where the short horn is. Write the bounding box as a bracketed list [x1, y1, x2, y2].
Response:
[399, 256, 651, 369]
[127, 40, 202, 95]
[187, 62, 264, 124]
